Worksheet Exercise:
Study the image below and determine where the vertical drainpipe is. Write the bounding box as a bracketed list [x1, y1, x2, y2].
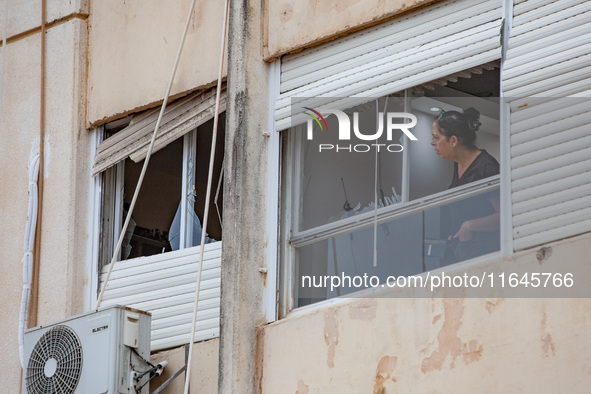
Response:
[29, 0, 46, 329]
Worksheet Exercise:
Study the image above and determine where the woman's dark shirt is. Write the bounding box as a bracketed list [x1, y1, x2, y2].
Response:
[445, 150, 500, 261]
[449, 149, 499, 188]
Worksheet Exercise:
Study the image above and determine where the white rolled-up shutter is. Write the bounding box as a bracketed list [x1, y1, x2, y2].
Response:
[504, 0, 591, 250]
[99, 242, 221, 351]
[275, 0, 503, 130]
[93, 86, 226, 175]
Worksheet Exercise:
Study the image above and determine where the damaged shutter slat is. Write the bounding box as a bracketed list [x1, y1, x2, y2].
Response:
[93, 86, 226, 175]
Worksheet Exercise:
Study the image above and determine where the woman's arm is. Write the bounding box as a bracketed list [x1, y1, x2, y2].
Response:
[453, 197, 500, 241]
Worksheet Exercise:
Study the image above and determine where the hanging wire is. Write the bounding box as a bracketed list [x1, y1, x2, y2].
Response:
[214, 164, 224, 230]
[373, 97, 389, 267]
[183, 0, 229, 391]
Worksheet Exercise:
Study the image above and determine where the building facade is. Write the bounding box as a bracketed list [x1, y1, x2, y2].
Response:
[1, 0, 590, 393]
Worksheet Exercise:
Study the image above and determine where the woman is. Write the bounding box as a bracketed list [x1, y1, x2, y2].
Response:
[431, 107, 500, 261]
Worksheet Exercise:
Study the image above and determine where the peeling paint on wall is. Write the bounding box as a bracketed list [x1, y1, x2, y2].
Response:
[421, 299, 483, 373]
[485, 299, 503, 314]
[541, 334, 556, 357]
[541, 313, 556, 357]
[373, 355, 397, 394]
[348, 299, 377, 320]
[324, 309, 339, 368]
[295, 379, 309, 394]
[462, 340, 483, 364]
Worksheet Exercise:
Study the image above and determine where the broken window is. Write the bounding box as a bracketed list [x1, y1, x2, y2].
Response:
[95, 90, 225, 268]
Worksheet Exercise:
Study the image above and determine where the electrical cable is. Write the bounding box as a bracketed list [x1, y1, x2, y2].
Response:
[372, 97, 389, 267]
[19, 151, 40, 368]
[183, 0, 229, 392]
[373, 99, 379, 267]
[132, 347, 154, 368]
[214, 164, 224, 230]
[95, 0, 201, 310]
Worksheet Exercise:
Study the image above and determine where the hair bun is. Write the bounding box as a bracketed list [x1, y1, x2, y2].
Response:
[463, 107, 481, 132]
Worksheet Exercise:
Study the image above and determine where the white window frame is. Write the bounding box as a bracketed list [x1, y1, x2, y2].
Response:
[263, 61, 282, 323]
[274, 80, 507, 319]
[499, 0, 514, 255]
[99, 128, 197, 263]
[262, 0, 511, 320]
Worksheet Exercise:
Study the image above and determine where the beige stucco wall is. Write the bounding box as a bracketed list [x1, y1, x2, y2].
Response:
[0, 0, 88, 39]
[1, 2, 227, 392]
[0, 9, 90, 394]
[87, 0, 227, 126]
[260, 233, 591, 393]
[150, 339, 219, 394]
[35, 18, 90, 325]
[264, 0, 438, 60]
[0, 34, 39, 394]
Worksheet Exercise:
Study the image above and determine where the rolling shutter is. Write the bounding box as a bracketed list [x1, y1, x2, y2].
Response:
[93, 86, 226, 176]
[99, 242, 221, 351]
[275, 0, 503, 130]
[504, 0, 591, 250]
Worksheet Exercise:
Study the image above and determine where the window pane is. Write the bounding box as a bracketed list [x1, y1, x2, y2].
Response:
[409, 95, 500, 199]
[424, 188, 500, 267]
[184, 115, 225, 248]
[122, 138, 183, 259]
[286, 66, 502, 310]
[295, 188, 499, 306]
[296, 225, 377, 307]
[296, 97, 405, 231]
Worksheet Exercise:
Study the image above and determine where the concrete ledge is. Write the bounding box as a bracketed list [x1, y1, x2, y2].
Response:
[263, 0, 440, 61]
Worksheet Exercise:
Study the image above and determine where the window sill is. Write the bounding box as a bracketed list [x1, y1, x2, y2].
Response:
[285, 249, 502, 318]
[291, 175, 500, 248]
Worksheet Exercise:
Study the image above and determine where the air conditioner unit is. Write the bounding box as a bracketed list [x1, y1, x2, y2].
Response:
[22, 305, 152, 394]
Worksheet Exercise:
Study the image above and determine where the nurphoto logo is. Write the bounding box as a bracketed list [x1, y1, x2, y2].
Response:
[304, 107, 419, 153]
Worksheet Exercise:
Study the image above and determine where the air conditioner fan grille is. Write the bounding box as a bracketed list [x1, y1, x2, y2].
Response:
[26, 325, 83, 394]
